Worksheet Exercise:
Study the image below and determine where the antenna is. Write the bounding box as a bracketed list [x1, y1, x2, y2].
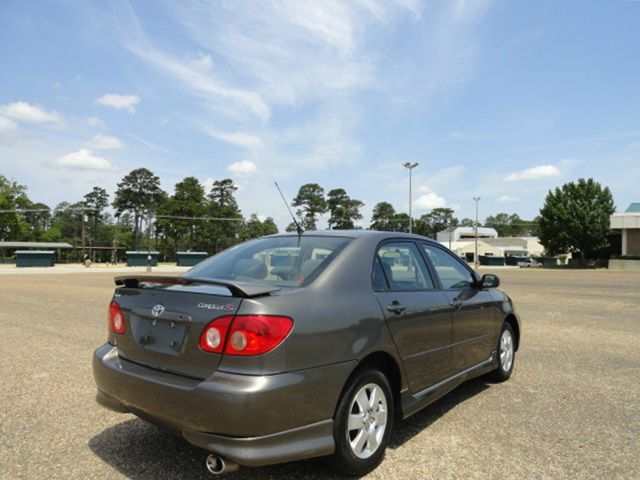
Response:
[274, 182, 304, 235]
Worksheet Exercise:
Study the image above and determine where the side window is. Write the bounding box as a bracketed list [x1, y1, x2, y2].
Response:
[376, 242, 434, 290]
[421, 243, 475, 290]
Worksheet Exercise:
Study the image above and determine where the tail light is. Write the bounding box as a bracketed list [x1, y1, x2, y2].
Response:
[199, 315, 293, 356]
[109, 300, 125, 334]
[199, 315, 234, 353]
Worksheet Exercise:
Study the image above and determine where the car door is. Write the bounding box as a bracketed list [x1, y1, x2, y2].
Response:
[373, 240, 453, 393]
[420, 243, 498, 373]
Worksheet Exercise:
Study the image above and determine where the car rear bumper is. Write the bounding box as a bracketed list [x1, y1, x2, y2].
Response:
[93, 344, 355, 466]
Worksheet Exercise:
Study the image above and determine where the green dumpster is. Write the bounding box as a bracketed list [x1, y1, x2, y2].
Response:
[479, 255, 505, 266]
[505, 256, 523, 266]
[15, 250, 55, 267]
[177, 251, 208, 267]
[126, 251, 159, 267]
[533, 256, 558, 267]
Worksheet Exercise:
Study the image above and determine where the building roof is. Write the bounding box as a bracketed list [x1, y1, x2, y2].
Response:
[0, 241, 73, 249]
[625, 203, 640, 213]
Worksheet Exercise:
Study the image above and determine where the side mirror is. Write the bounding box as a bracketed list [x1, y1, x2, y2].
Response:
[480, 274, 500, 289]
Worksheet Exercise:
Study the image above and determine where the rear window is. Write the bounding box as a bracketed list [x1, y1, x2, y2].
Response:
[184, 236, 352, 288]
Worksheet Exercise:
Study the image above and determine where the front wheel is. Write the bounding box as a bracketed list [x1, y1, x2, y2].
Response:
[489, 322, 516, 382]
[328, 368, 394, 477]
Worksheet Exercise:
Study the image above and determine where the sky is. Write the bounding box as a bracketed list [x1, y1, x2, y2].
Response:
[1, 0, 639, 229]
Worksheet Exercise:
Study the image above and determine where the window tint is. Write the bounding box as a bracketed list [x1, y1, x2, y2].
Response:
[186, 236, 352, 288]
[421, 243, 475, 290]
[376, 242, 434, 290]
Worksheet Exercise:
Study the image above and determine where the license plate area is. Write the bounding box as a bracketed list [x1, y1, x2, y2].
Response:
[137, 318, 187, 355]
[130, 308, 191, 356]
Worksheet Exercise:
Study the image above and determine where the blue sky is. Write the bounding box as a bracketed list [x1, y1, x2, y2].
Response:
[1, 0, 639, 229]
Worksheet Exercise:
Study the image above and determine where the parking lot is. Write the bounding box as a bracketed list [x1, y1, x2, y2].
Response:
[0, 268, 638, 479]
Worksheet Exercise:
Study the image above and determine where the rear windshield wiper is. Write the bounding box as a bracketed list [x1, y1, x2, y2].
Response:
[114, 275, 281, 298]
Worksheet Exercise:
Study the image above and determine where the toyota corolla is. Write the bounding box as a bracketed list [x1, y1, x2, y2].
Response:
[93, 230, 520, 476]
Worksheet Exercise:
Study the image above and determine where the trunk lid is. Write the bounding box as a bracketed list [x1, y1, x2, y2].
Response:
[113, 281, 243, 379]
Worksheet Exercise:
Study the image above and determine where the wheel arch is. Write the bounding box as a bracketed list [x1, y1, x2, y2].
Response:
[504, 313, 520, 351]
[335, 351, 405, 420]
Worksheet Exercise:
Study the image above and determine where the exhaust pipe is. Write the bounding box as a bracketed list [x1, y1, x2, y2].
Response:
[205, 454, 239, 475]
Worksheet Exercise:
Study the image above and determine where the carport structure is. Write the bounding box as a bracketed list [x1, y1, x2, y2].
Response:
[0, 241, 73, 266]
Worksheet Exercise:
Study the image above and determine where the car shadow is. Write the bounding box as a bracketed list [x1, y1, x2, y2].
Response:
[388, 377, 490, 449]
[88, 378, 490, 480]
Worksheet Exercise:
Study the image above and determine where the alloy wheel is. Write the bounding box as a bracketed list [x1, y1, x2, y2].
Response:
[346, 383, 388, 459]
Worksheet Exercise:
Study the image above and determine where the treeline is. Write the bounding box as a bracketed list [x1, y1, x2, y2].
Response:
[5, 171, 610, 264]
[285, 183, 539, 237]
[0, 169, 278, 260]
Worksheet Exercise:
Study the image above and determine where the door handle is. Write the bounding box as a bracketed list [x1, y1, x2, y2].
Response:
[449, 298, 463, 309]
[386, 302, 406, 315]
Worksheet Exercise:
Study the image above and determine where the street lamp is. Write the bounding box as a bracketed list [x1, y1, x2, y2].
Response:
[403, 162, 419, 233]
[473, 196, 481, 269]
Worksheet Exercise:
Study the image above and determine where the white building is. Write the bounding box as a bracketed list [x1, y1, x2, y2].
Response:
[436, 226, 498, 243]
[610, 203, 640, 255]
[442, 236, 544, 261]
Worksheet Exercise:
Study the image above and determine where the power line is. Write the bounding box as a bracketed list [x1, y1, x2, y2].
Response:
[154, 214, 244, 222]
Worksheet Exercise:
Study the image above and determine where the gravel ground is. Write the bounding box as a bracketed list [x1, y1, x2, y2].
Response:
[0, 268, 638, 479]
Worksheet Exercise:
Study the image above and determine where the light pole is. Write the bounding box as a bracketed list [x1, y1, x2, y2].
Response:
[403, 162, 419, 233]
[473, 196, 480, 269]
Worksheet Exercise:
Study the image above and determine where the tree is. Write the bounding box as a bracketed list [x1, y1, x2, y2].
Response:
[327, 188, 364, 229]
[112, 168, 164, 250]
[370, 202, 397, 231]
[459, 218, 475, 227]
[240, 214, 279, 240]
[539, 178, 615, 264]
[157, 177, 206, 253]
[84, 187, 109, 247]
[484, 212, 527, 237]
[415, 208, 458, 238]
[292, 183, 327, 230]
[207, 179, 243, 252]
[0, 174, 30, 240]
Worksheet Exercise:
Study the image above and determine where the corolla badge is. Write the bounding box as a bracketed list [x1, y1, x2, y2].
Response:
[198, 302, 235, 311]
[151, 304, 165, 318]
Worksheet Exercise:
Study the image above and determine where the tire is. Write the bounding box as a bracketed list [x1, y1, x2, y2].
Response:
[489, 322, 516, 382]
[327, 368, 394, 477]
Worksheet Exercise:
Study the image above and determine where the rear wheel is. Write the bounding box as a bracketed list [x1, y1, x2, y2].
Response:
[489, 322, 515, 382]
[328, 368, 394, 477]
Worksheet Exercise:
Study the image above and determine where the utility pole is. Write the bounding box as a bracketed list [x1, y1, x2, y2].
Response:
[112, 211, 121, 265]
[473, 197, 481, 269]
[403, 162, 419, 233]
[146, 212, 153, 273]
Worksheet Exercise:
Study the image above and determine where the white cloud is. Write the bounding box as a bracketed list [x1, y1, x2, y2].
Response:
[201, 127, 264, 149]
[86, 116, 106, 128]
[498, 195, 520, 203]
[0, 116, 17, 131]
[504, 164, 561, 181]
[95, 94, 140, 113]
[227, 160, 257, 176]
[54, 148, 117, 171]
[414, 186, 448, 210]
[85, 133, 123, 150]
[0, 101, 62, 125]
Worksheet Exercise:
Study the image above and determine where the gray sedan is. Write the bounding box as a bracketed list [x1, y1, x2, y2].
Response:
[93, 230, 520, 476]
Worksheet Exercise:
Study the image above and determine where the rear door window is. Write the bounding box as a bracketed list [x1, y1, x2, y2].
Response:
[375, 241, 434, 290]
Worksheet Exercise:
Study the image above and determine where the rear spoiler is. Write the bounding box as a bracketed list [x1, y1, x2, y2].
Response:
[114, 275, 281, 298]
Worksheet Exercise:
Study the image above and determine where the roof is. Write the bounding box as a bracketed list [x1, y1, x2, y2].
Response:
[0, 241, 73, 249]
[625, 203, 640, 213]
[269, 229, 438, 243]
[484, 237, 528, 246]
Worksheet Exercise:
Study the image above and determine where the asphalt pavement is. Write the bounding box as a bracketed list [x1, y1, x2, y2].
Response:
[0, 268, 638, 479]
